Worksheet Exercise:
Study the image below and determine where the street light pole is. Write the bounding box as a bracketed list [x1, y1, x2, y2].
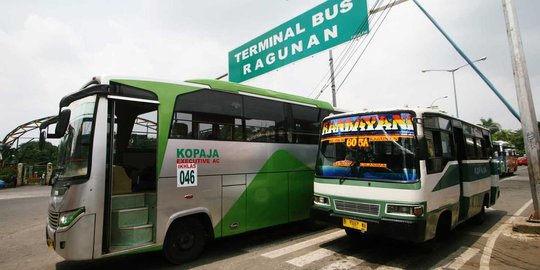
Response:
[422, 56, 487, 118]
[429, 95, 448, 108]
[451, 72, 459, 117]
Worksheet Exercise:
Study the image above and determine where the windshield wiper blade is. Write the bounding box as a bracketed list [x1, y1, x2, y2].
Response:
[339, 159, 358, 184]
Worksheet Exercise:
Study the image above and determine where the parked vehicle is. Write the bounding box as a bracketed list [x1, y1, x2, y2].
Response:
[312, 109, 499, 242]
[493, 141, 518, 176]
[518, 155, 528, 166]
[0, 180, 6, 189]
[40, 75, 337, 264]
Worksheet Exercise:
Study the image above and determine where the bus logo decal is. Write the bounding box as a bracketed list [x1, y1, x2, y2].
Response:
[176, 148, 220, 164]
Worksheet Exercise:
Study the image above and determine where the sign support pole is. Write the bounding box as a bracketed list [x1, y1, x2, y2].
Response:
[329, 50, 337, 107]
[502, 0, 540, 221]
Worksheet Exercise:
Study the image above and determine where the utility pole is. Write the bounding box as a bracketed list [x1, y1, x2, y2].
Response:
[329, 50, 337, 107]
[502, 0, 540, 221]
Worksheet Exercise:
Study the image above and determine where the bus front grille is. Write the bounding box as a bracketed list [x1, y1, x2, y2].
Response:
[48, 210, 59, 229]
[334, 200, 380, 216]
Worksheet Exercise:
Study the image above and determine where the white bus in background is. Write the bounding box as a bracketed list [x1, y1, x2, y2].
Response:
[312, 108, 500, 241]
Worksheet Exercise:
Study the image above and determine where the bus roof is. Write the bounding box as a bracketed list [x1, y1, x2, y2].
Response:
[95, 75, 333, 110]
[493, 140, 515, 147]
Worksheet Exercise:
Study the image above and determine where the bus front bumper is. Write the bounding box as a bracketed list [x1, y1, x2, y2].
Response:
[311, 207, 427, 243]
[45, 214, 96, 260]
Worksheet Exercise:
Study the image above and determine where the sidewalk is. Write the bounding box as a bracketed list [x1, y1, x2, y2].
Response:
[0, 185, 51, 201]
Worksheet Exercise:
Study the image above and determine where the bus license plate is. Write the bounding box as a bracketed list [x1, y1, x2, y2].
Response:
[342, 218, 367, 232]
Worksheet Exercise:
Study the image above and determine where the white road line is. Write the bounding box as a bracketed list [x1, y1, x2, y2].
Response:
[479, 199, 533, 270]
[261, 230, 345, 259]
[435, 247, 480, 270]
[320, 256, 365, 270]
[286, 248, 335, 267]
[460, 231, 491, 238]
[376, 265, 405, 270]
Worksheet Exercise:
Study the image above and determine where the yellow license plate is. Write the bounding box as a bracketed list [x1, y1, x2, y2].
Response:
[47, 238, 54, 250]
[342, 218, 367, 232]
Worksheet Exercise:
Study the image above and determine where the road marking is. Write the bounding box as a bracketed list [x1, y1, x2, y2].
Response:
[320, 256, 365, 270]
[286, 248, 335, 267]
[460, 231, 491, 238]
[261, 230, 345, 259]
[435, 247, 480, 270]
[479, 199, 533, 270]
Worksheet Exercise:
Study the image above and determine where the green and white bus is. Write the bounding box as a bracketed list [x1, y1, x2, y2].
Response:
[41, 75, 334, 263]
[311, 109, 500, 242]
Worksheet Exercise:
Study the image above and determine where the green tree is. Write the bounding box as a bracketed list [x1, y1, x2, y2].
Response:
[492, 129, 525, 156]
[14, 141, 58, 165]
[479, 118, 502, 134]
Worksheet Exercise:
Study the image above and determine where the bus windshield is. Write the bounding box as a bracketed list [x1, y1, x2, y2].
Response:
[57, 95, 96, 179]
[315, 112, 417, 182]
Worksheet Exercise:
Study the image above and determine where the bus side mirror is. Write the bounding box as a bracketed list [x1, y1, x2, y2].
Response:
[55, 109, 71, 136]
[39, 115, 62, 150]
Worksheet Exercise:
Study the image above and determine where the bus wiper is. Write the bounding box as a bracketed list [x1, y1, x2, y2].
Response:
[339, 159, 358, 184]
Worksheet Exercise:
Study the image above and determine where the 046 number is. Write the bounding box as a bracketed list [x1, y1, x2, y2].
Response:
[179, 170, 195, 185]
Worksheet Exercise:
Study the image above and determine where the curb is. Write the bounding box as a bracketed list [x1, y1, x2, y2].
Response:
[513, 217, 540, 235]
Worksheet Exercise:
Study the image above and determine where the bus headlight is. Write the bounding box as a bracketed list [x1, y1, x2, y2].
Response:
[314, 195, 330, 206]
[59, 207, 85, 228]
[386, 204, 424, 217]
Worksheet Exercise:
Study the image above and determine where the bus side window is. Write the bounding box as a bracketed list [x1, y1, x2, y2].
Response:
[244, 96, 285, 143]
[424, 116, 456, 174]
[291, 105, 320, 144]
[425, 130, 442, 174]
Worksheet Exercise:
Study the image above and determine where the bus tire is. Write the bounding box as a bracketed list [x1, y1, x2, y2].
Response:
[435, 212, 451, 241]
[163, 217, 206, 264]
[473, 195, 488, 225]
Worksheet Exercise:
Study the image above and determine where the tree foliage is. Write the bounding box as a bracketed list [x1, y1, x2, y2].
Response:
[479, 118, 502, 134]
[13, 141, 58, 165]
[479, 117, 526, 156]
[492, 129, 525, 156]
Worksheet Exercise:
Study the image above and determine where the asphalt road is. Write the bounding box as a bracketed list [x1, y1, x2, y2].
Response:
[0, 166, 538, 270]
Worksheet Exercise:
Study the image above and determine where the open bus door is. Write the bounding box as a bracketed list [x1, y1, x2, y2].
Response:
[104, 97, 158, 254]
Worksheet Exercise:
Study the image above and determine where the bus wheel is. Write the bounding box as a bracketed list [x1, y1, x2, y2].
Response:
[473, 196, 488, 225]
[435, 212, 451, 241]
[163, 217, 206, 264]
[473, 205, 486, 225]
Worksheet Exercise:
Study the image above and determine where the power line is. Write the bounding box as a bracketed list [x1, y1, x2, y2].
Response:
[314, 0, 394, 99]
[310, 0, 385, 99]
[336, 0, 397, 93]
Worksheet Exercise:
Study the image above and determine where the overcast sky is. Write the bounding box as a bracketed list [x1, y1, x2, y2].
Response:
[1, 0, 539, 144]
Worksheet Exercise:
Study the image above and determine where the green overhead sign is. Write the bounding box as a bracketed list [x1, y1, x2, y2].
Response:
[228, 0, 369, 83]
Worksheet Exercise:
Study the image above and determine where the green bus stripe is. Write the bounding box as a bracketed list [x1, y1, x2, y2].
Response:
[461, 162, 491, 182]
[215, 150, 313, 238]
[432, 164, 459, 192]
